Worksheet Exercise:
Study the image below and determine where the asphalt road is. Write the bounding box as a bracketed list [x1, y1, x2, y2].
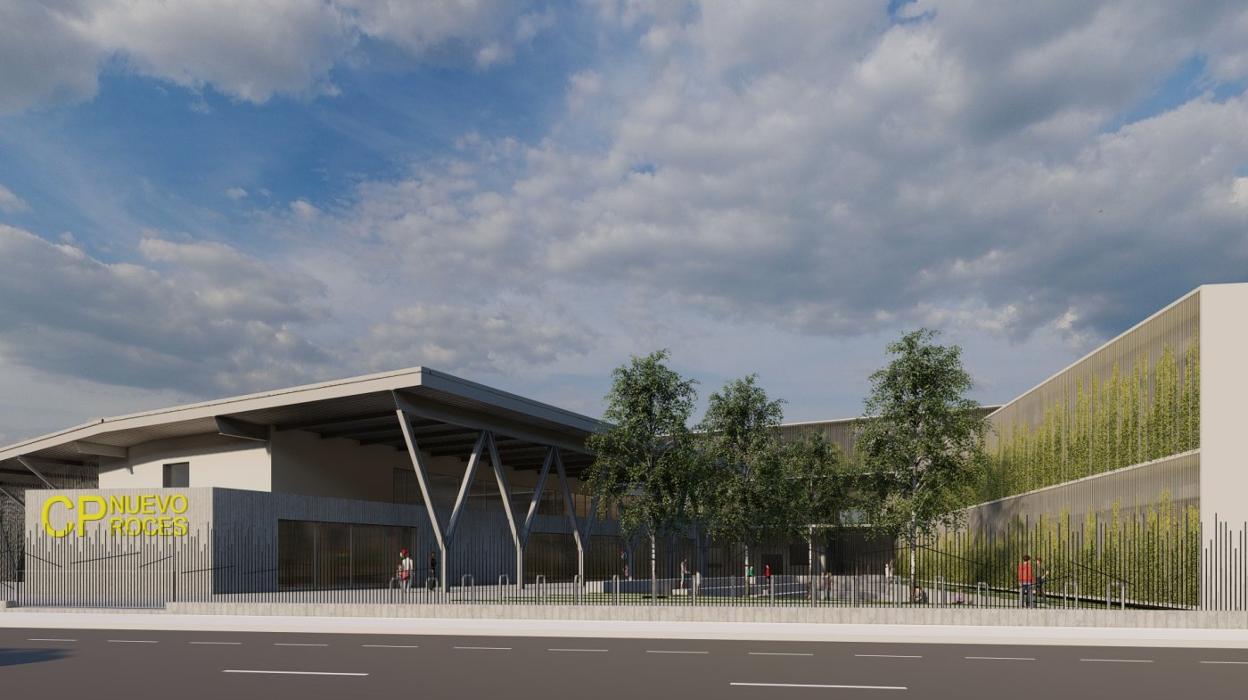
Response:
[2, 628, 1246, 699]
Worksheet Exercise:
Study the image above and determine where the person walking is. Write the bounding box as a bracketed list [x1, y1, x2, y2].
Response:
[1017, 554, 1035, 608]
[399, 548, 414, 590]
[680, 558, 689, 590]
[427, 550, 439, 591]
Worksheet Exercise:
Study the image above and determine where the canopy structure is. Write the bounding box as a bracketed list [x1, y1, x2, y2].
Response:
[0, 366, 602, 493]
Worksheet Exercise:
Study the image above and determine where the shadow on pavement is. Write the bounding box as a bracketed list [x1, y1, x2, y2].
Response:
[0, 648, 71, 667]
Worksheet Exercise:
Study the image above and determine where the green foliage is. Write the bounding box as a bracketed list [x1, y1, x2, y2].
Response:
[584, 350, 706, 541]
[857, 329, 989, 587]
[779, 433, 856, 537]
[981, 341, 1199, 501]
[703, 376, 818, 546]
[902, 492, 1200, 608]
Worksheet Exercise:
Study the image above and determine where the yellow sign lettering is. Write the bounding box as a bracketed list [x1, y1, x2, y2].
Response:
[40, 496, 74, 538]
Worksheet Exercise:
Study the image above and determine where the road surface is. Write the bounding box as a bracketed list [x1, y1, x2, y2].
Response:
[2, 628, 1245, 698]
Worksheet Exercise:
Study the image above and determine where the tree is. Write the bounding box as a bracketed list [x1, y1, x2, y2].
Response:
[856, 329, 988, 592]
[781, 433, 855, 584]
[584, 350, 705, 597]
[698, 375, 786, 576]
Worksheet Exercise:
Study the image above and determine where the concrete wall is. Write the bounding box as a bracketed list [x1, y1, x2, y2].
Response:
[162, 601, 1248, 629]
[99, 434, 271, 491]
[270, 429, 405, 502]
[1199, 284, 1248, 533]
[22, 487, 215, 607]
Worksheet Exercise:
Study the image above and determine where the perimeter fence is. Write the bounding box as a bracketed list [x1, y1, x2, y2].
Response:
[4, 514, 1246, 612]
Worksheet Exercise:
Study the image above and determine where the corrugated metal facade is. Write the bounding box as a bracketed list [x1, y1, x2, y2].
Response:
[963, 450, 1200, 534]
[988, 290, 1201, 452]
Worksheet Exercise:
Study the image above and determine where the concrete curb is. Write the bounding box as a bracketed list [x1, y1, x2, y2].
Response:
[3, 610, 1248, 648]
[151, 602, 1248, 630]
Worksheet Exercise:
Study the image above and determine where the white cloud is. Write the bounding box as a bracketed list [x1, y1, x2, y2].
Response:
[0, 0, 557, 112]
[0, 225, 332, 394]
[360, 303, 596, 375]
[304, 1, 1248, 349]
[225, 187, 248, 200]
[0, 183, 29, 213]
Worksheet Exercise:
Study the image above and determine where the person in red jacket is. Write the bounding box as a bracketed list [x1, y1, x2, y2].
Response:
[1018, 554, 1035, 608]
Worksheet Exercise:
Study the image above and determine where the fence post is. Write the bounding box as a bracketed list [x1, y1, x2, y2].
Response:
[613, 574, 620, 606]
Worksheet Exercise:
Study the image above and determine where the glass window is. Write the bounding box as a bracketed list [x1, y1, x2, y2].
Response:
[277, 519, 416, 591]
[162, 462, 189, 488]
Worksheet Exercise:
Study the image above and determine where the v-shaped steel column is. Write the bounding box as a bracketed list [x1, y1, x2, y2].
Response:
[395, 404, 451, 590]
[481, 431, 525, 590]
[555, 449, 596, 586]
[516, 447, 556, 589]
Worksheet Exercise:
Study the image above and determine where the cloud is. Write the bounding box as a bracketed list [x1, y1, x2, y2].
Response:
[0, 183, 29, 214]
[360, 303, 596, 375]
[0, 0, 557, 112]
[0, 225, 332, 394]
[224, 187, 248, 200]
[307, 1, 1248, 348]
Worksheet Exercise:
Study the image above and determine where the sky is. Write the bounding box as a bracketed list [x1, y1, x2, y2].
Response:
[1, 1, 1247, 445]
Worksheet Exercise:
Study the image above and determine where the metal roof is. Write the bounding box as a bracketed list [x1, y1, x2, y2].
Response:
[0, 367, 604, 475]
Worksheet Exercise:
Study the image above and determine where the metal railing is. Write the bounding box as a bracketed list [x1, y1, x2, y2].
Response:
[4, 516, 1246, 612]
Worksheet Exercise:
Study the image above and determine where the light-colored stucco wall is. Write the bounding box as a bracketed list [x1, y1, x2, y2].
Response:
[98, 434, 271, 491]
[1199, 284, 1248, 534]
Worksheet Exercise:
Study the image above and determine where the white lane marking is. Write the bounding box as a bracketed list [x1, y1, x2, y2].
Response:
[27, 638, 77, 642]
[731, 682, 906, 691]
[108, 639, 158, 644]
[223, 670, 367, 677]
[362, 644, 420, 649]
[274, 643, 329, 647]
[1201, 660, 1248, 665]
[548, 648, 609, 653]
[749, 652, 814, 657]
[856, 654, 923, 659]
[1080, 658, 1153, 663]
[190, 641, 242, 646]
[647, 650, 709, 655]
[453, 646, 511, 651]
[965, 656, 1034, 661]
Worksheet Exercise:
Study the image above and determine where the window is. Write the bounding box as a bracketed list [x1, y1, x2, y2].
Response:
[278, 519, 417, 590]
[162, 462, 189, 488]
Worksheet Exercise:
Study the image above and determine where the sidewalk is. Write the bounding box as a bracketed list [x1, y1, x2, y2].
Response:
[3, 610, 1248, 648]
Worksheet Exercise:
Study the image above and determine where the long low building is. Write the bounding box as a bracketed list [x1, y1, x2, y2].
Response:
[1, 283, 1247, 608]
[0, 368, 607, 604]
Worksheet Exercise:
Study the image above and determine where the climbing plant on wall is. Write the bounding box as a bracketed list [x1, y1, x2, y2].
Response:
[979, 342, 1199, 502]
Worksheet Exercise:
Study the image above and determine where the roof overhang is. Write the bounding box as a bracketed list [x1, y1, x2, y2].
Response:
[0, 367, 603, 477]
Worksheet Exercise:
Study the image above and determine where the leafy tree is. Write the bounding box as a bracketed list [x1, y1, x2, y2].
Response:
[584, 350, 705, 595]
[857, 329, 988, 591]
[781, 433, 856, 577]
[697, 375, 786, 574]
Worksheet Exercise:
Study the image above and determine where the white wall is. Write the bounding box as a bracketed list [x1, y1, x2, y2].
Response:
[1199, 284, 1248, 535]
[98, 434, 271, 491]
